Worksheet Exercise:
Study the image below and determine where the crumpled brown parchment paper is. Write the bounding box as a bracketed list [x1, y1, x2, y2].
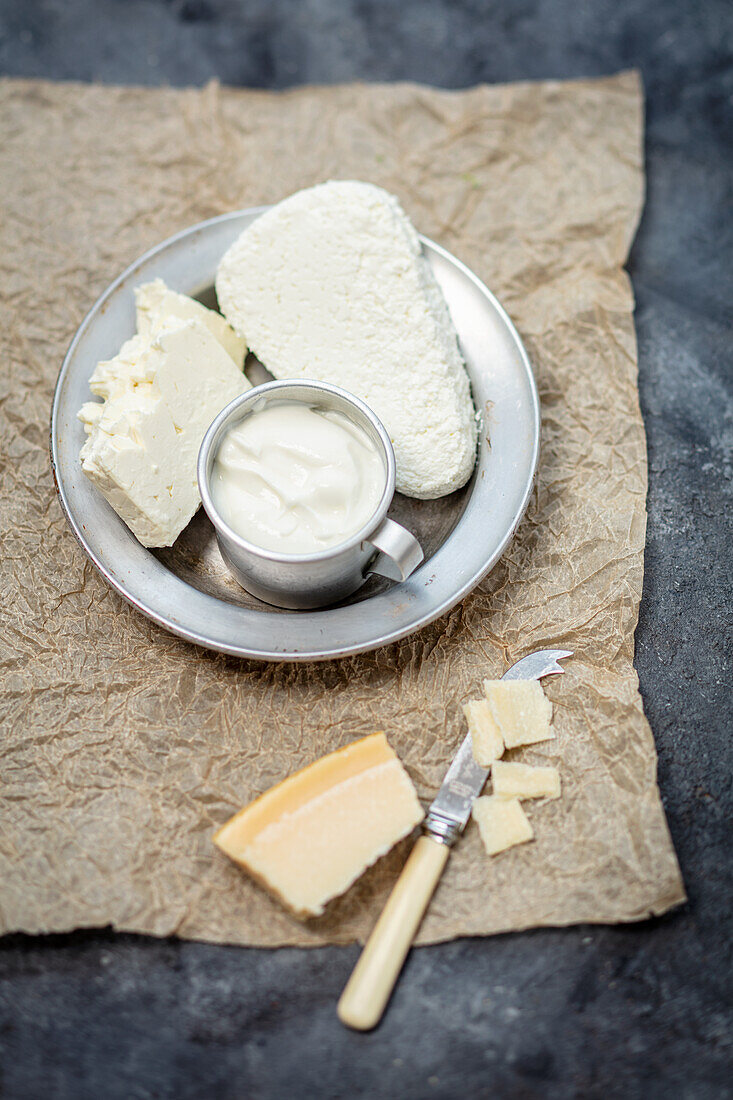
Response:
[0, 71, 685, 946]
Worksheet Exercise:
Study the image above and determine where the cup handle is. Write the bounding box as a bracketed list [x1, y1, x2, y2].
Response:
[366, 518, 423, 582]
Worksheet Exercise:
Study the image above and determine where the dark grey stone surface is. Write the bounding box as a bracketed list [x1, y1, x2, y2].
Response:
[1, 1, 731, 1097]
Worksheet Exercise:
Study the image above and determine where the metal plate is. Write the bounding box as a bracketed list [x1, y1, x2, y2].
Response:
[50, 210, 540, 661]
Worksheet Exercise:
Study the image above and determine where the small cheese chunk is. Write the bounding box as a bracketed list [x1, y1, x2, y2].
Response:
[463, 699, 504, 766]
[135, 278, 247, 367]
[472, 796, 534, 856]
[491, 761, 561, 801]
[483, 680, 553, 748]
[213, 732, 424, 918]
[216, 180, 477, 499]
[79, 319, 250, 546]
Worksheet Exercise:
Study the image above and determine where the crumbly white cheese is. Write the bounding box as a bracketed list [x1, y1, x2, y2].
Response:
[215, 180, 477, 499]
[472, 796, 534, 856]
[135, 278, 246, 367]
[463, 699, 505, 766]
[483, 680, 554, 749]
[86, 334, 149, 404]
[79, 318, 249, 547]
[491, 761, 561, 801]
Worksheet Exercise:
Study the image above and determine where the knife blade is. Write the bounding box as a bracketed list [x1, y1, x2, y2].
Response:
[424, 648, 573, 846]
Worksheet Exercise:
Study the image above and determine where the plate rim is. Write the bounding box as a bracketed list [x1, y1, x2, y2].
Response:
[50, 209, 540, 662]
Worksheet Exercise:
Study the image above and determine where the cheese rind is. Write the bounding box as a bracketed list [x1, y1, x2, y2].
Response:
[472, 796, 534, 856]
[213, 732, 424, 917]
[215, 180, 477, 499]
[483, 680, 554, 748]
[463, 699, 505, 766]
[79, 318, 250, 547]
[491, 761, 561, 801]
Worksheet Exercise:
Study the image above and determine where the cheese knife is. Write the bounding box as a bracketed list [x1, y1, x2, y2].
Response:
[337, 648, 573, 1031]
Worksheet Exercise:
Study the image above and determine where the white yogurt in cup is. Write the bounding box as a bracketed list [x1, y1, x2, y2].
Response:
[210, 403, 385, 555]
[198, 380, 423, 609]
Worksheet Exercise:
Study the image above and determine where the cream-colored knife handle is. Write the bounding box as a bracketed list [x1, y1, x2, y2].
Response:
[337, 835, 450, 1031]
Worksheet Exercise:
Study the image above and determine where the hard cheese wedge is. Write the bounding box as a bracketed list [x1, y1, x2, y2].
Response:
[472, 796, 534, 856]
[483, 680, 554, 748]
[491, 761, 561, 801]
[213, 732, 424, 918]
[463, 699, 504, 766]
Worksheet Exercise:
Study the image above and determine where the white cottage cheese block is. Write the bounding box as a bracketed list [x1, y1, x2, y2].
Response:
[79, 319, 250, 547]
[215, 181, 477, 499]
[135, 278, 246, 367]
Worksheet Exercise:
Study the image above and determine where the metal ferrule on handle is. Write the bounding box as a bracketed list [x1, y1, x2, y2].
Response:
[423, 809, 462, 847]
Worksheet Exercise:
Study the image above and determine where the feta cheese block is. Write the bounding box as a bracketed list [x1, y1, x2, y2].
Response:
[86, 333, 149, 404]
[215, 180, 477, 499]
[135, 278, 246, 367]
[483, 680, 554, 749]
[491, 761, 561, 801]
[87, 280, 245, 404]
[79, 318, 250, 547]
[213, 732, 424, 918]
[463, 699, 505, 766]
[472, 796, 534, 856]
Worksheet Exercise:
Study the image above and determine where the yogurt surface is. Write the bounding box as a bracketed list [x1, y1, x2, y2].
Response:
[210, 402, 385, 554]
